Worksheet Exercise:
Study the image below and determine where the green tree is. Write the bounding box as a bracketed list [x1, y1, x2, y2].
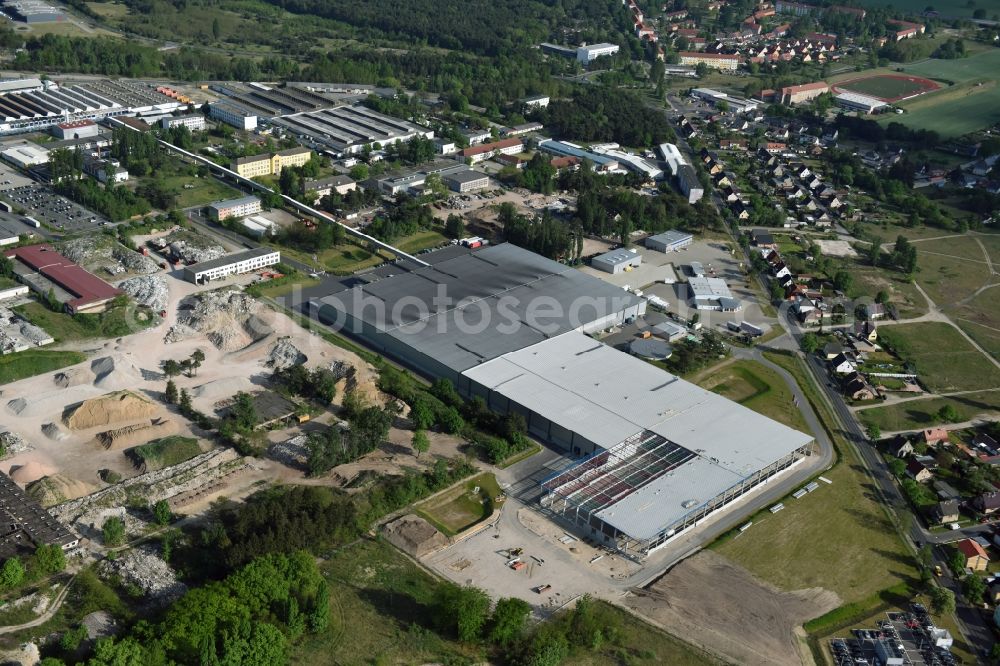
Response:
[435, 584, 491, 642]
[866, 423, 881, 442]
[444, 214, 464, 239]
[937, 404, 960, 423]
[488, 597, 531, 646]
[800, 332, 820, 354]
[695, 62, 709, 78]
[189, 349, 205, 377]
[178, 388, 192, 413]
[162, 359, 182, 377]
[165, 379, 178, 405]
[0, 557, 24, 588]
[929, 586, 955, 615]
[412, 430, 430, 459]
[33, 543, 66, 575]
[153, 499, 172, 526]
[520, 628, 570, 666]
[833, 270, 853, 292]
[964, 574, 986, 604]
[212, 18, 221, 40]
[102, 516, 126, 547]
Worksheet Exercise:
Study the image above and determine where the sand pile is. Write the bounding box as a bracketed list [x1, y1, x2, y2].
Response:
[64, 391, 158, 430]
[166, 289, 271, 352]
[41, 422, 68, 441]
[266, 338, 307, 370]
[383, 515, 449, 558]
[96, 419, 177, 450]
[54, 367, 93, 388]
[9, 460, 57, 484]
[192, 377, 255, 403]
[26, 474, 98, 507]
[91, 355, 144, 391]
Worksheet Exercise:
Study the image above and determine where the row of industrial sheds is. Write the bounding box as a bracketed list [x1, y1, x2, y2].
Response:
[0, 78, 184, 134]
[308, 244, 813, 557]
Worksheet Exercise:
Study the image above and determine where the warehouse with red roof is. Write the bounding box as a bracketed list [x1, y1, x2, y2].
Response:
[5, 244, 122, 313]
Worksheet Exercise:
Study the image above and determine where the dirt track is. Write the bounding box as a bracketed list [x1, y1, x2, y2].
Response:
[624, 551, 841, 666]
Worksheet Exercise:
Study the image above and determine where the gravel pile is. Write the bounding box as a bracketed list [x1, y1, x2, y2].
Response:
[266, 338, 306, 370]
[98, 545, 187, 604]
[163, 234, 225, 264]
[41, 422, 68, 441]
[118, 275, 169, 311]
[267, 434, 309, 469]
[0, 430, 31, 457]
[61, 237, 159, 276]
[168, 288, 269, 351]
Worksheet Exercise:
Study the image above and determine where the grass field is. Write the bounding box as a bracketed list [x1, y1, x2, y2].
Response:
[14, 302, 155, 343]
[857, 390, 1000, 432]
[711, 353, 917, 605]
[858, 0, 1000, 18]
[877, 322, 1000, 392]
[394, 230, 449, 254]
[160, 175, 241, 209]
[881, 49, 1000, 136]
[290, 538, 718, 665]
[696, 360, 809, 433]
[272, 243, 387, 275]
[416, 472, 500, 536]
[914, 248, 992, 306]
[0, 349, 86, 385]
[126, 436, 203, 471]
[849, 267, 927, 319]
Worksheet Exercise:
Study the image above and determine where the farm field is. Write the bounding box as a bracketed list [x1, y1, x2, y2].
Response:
[877, 322, 1000, 392]
[696, 360, 810, 433]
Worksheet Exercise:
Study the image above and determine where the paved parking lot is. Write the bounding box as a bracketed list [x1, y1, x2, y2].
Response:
[0, 162, 34, 191]
[2, 182, 109, 233]
[829, 605, 957, 666]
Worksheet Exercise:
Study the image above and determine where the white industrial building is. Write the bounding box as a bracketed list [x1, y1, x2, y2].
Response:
[676, 164, 704, 204]
[52, 119, 99, 140]
[308, 243, 811, 557]
[209, 102, 258, 130]
[691, 88, 759, 114]
[182, 247, 280, 283]
[834, 92, 887, 115]
[688, 275, 741, 311]
[160, 114, 207, 131]
[1, 142, 48, 168]
[658, 142, 688, 177]
[0, 78, 44, 95]
[577, 43, 620, 64]
[441, 169, 490, 193]
[646, 230, 693, 253]
[272, 104, 434, 156]
[240, 215, 278, 238]
[591, 144, 662, 180]
[592, 247, 642, 274]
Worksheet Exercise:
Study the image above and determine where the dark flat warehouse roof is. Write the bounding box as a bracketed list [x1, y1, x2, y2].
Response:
[0, 471, 76, 559]
[311, 243, 643, 374]
[5, 244, 121, 311]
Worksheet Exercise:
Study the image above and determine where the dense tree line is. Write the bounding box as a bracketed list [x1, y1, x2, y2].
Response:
[367, 197, 436, 241]
[539, 87, 675, 147]
[55, 178, 151, 221]
[306, 390, 396, 476]
[499, 202, 576, 261]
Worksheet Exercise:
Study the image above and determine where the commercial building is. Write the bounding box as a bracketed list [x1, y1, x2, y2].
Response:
[780, 81, 829, 105]
[5, 244, 122, 313]
[183, 247, 280, 284]
[0, 142, 49, 168]
[676, 164, 704, 204]
[691, 88, 759, 113]
[209, 101, 258, 131]
[207, 195, 262, 221]
[83, 159, 129, 184]
[441, 169, 490, 193]
[475, 331, 811, 556]
[372, 160, 471, 196]
[592, 247, 642, 274]
[688, 275, 741, 311]
[0, 472, 77, 561]
[460, 138, 523, 164]
[304, 175, 356, 203]
[309, 243, 646, 385]
[653, 320, 687, 341]
[160, 114, 207, 131]
[0, 78, 43, 95]
[679, 52, 740, 71]
[52, 119, 99, 140]
[503, 122, 544, 137]
[272, 104, 434, 157]
[591, 145, 662, 180]
[834, 92, 887, 114]
[0, 79, 184, 135]
[521, 95, 550, 109]
[646, 230, 693, 253]
[576, 43, 620, 64]
[232, 146, 312, 178]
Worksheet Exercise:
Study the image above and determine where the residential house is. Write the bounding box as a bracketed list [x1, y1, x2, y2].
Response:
[932, 499, 960, 524]
[865, 303, 887, 320]
[906, 459, 933, 482]
[751, 229, 778, 249]
[973, 491, 1000, 515]
[956, 538, 989, 571]
[853, 319, 878, 343]
[923, 427, 950, 448]
[822, 341, 844, 360]
[830, 352, 857, 375]
[844, 372, 877, 400]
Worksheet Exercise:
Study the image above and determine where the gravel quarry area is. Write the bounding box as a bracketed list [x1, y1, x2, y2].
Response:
[59, 236, 160, 278]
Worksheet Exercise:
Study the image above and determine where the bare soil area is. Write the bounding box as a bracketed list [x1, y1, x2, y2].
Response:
[624, 550, 841, 666]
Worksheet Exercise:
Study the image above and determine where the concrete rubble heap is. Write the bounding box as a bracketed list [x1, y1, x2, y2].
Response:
[117, 275, 169, 311]
[60, 237, 159, 276]
[98, 545, 187, 604]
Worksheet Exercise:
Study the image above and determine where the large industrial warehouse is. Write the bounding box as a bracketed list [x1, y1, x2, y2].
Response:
[272, 104, 434, 156]
[309, 244, 812, 557]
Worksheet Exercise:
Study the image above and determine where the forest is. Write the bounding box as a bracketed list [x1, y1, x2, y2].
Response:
[537, 87, 675, 147]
